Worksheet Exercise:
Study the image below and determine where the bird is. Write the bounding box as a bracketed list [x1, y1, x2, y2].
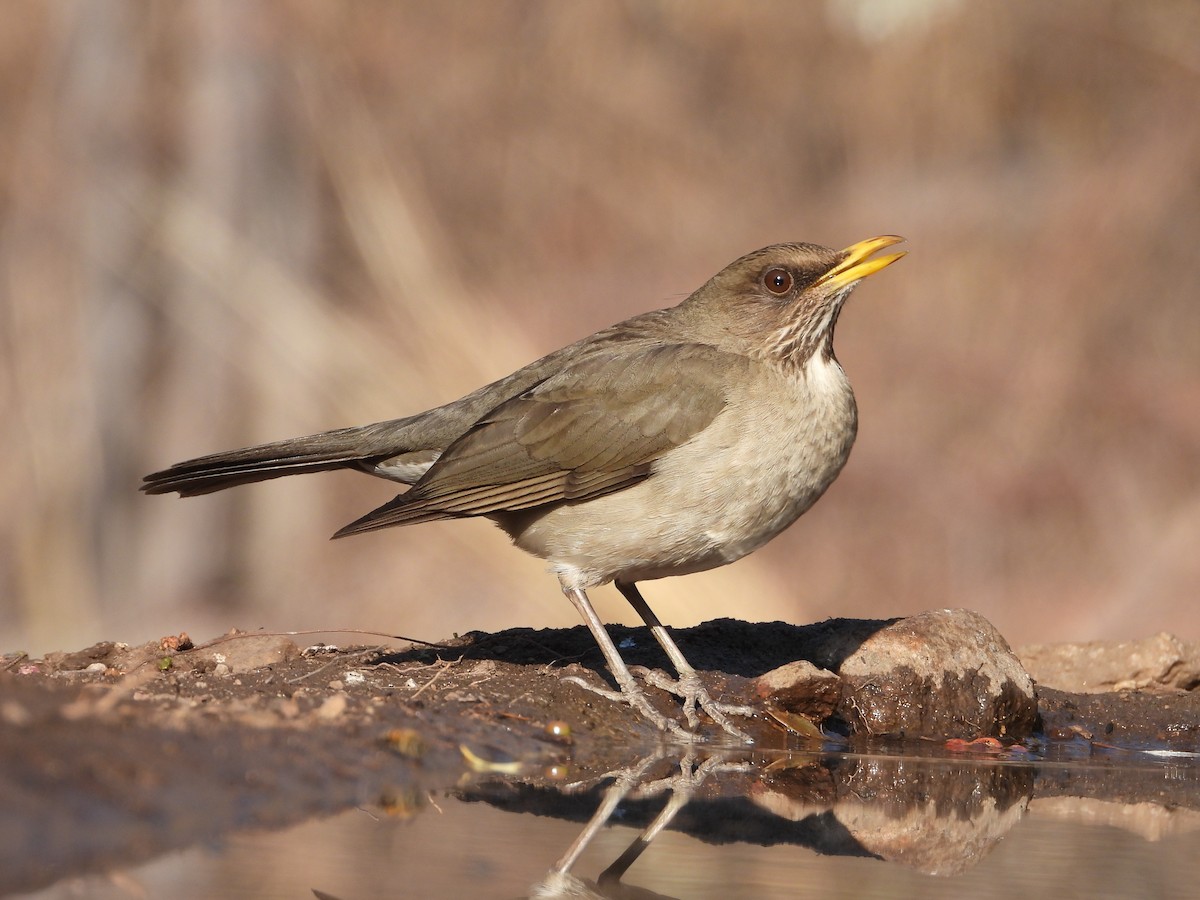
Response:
[143, 236, 905, 742]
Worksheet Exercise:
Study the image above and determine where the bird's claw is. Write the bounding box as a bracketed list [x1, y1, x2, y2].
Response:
[640, 668, 757, 743]
[561, 674, 693, 741]
[563, 669, 756, 744]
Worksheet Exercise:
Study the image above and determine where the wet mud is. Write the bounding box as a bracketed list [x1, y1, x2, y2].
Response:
[3, 619, 1199, 896]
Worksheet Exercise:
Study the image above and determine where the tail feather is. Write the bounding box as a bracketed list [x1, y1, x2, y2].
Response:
[142, 342, 572, 501]
[141, 422, 417, 497]
[142, 457, 356, 497]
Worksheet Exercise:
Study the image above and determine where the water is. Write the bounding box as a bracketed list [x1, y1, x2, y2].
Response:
[17, 746, 1200, 900]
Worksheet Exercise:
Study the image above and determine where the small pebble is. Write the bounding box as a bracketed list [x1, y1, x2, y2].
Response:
[1, 701, 31, 726]
[213, 663, 230, 677]
[317, 693, 348, 720]
[382, 728, 427, 758]
[303, 643, 339, 657]
[85, 662, 107, 674]
[274, 698, 301, 719]
[328, 680, 344, 691]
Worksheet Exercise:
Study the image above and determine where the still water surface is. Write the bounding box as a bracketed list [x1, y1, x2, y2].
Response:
[22, 746, 1200, 900]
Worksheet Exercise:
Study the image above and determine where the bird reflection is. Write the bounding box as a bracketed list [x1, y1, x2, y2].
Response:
[487, 745, 1035, 897]
[530, 750, 740, 899]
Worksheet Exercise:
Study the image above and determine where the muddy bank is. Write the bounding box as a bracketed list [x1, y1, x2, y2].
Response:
[3, 618, 1199, 895]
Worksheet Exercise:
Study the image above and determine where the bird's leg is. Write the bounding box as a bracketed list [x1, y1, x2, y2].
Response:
[616, 580, 757, 743]
[560, 582, 692, 741]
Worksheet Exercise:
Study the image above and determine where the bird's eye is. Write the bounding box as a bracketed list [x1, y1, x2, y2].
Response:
[764, 267, 793, 295]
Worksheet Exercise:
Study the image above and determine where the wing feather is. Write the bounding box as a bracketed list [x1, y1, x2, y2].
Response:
[334, 344, 751, 537]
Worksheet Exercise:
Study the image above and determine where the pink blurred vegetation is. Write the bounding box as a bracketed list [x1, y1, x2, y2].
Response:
[2, 1, 1198, 655]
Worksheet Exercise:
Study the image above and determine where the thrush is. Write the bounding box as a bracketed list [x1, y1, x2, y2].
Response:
[143, 236, 905, 742]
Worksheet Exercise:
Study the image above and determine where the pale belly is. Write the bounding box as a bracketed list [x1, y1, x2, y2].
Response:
[500, 357, 858, 590]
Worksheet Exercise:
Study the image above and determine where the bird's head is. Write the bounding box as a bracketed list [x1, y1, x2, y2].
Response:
[686, 236, 905, 367]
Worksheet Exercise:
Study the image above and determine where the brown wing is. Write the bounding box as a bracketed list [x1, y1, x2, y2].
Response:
[333, 343, 750, 536]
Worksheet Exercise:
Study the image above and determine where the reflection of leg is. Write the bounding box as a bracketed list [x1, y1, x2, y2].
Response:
[596, 785, 689, 888]
[539, 751, 752, 896]
[560, 582, 692, 741]
[547, 753, 664, 877]
[599, 753, 749, 889]
[617, 580, 758, 742]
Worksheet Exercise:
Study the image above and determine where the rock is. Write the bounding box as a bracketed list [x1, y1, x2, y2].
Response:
[729, 610, 1038, 740]
[316, 693, 348, 720]
[196, 635, 299, 675]
[1018, 633, 1200, 693]
[1, 700, 32, 726]
[273, 698, 301, 719]
[836, 609, 1038, 739]
[753, 659, 840, 722]
[52, 642, 124, 671]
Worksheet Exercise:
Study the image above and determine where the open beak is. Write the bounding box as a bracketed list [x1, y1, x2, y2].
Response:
[816, 235, 906, 292]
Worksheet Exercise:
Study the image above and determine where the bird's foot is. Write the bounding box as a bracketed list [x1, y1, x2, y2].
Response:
[565, 668, 756, 743]
[639, 668, 757, 744]
[562, 674, 693, 742]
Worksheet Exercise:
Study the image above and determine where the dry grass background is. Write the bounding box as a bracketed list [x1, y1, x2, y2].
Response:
[3, 0, 1199, 658]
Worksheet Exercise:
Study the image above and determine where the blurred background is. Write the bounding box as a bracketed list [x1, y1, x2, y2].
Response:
[3, 0, 1198, 657]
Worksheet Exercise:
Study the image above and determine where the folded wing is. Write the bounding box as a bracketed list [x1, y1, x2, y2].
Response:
[334, 343, 750, 536]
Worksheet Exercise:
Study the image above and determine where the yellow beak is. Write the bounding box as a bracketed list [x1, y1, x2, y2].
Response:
[817, 235, 906, 292]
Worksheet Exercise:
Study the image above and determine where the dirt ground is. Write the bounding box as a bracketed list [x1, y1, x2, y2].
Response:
[3, 621, 1199, 896]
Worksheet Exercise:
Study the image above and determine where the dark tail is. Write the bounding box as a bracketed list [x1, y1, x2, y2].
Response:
[141, 420, 425, 497]
[142, 355, 561, 499]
